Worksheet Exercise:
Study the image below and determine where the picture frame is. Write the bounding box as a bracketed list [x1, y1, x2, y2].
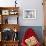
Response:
[2, 10, 9, 15]
[23, 9, 36, 19]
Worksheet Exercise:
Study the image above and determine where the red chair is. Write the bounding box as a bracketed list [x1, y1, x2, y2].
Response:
[21, 28, 41, 46]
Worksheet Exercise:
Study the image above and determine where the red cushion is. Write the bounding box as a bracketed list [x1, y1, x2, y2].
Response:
[21, 28, 41, 46]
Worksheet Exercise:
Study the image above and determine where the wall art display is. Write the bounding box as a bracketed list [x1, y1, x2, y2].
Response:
[23, 9, 36, 19]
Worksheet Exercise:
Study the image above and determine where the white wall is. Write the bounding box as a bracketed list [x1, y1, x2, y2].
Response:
[18, 0, 44, 26]
[0, 0, 44, 26]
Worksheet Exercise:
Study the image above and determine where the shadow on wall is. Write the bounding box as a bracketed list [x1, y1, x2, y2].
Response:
[18, 26, 44, 44]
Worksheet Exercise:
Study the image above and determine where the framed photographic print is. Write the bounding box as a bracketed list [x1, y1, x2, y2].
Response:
[2, 10, 9, 15]
[23, 9, 36, 19]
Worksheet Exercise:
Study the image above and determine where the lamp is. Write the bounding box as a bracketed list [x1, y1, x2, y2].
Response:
[15, 0, 17, 7]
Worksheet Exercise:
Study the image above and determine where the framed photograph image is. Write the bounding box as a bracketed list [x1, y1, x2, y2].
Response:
[23, 9, 36, 19]
[2, 10, 9, 15]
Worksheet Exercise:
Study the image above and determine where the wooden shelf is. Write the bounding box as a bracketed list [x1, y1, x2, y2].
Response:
[0, 40, 19, 46]
[0, 24, 20, 32]
[0, 7, 19, 10]
[0, 7, 20, 46]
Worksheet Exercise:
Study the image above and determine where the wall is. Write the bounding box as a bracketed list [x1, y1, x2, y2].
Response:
[18, 0, 44, 26]
[0, 0, 44, 26]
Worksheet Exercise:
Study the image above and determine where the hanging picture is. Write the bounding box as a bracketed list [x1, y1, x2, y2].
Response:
[23, 9, 36, 19]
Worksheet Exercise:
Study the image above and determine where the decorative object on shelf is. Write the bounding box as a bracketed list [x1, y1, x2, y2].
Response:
[23, 9, 36, 19]
[13, 32, 18, 41]
[2, 10, 9, 15]
[2, 28, 13, 41]
[5, 18, 8, 24]
[13, 28, 18, 41]
[14, 28, 17, 32]
[2, 16, 8, 24]
[9, 10, 18, 15]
